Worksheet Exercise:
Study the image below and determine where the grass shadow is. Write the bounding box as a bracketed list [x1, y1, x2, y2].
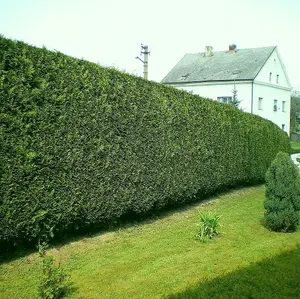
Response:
[166, 244, 300, 299]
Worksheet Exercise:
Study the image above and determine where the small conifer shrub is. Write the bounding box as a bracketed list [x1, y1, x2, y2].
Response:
[264, 152, 300, 232]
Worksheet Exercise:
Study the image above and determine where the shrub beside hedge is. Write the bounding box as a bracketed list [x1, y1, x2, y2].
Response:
[0, 36, 290, 248]
[264, 152, 300, 232]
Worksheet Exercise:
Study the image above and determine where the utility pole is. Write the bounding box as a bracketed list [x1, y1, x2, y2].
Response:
[135, 44, 150, 80]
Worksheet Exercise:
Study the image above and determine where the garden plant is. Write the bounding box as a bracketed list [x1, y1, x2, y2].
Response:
[264, 152, 300, 232]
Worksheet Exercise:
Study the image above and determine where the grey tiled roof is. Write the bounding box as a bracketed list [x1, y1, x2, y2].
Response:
[161, 46, 276, 84]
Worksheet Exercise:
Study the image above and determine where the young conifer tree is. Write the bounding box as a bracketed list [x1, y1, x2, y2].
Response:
[231, 88, 241, 108]
[264, 152, 300, 232]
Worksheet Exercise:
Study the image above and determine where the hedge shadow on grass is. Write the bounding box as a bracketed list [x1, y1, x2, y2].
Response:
[166, 245, 300, 299]
[0, 183, 260, 263]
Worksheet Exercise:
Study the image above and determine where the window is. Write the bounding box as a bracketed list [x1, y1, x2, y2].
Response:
[273, 99, 278, 111]
[217, 96, 232, 104]
[269, 72, 272, 82]
[282, 101, 286, 112]
[258, 97, 263, 110]
[276, 74, 279, 84]
[282, 124, 285, 131]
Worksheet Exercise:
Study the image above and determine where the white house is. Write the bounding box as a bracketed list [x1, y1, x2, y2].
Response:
[161, 45, 292, 135]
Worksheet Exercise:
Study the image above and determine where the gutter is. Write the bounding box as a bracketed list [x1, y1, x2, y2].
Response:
[251, 80, 254, 114]
[163, 79, 253, 85]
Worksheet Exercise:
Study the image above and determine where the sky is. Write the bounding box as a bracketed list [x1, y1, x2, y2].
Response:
[1, 0, 300, 89]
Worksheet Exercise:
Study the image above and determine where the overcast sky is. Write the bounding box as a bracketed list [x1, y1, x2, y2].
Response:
[1, 0, 300, 88]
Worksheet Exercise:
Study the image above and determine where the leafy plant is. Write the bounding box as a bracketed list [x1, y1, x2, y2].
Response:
[38, 244, 69, 299]
[196, 211, 221, 242]
[264, 152, 300, 232]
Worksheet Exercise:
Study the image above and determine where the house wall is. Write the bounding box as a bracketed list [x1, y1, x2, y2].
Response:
[253, 83, 290, 134]
[172, 80, 290, 135]
[253, 47, 291, 135]
[175, 81, 253, 112]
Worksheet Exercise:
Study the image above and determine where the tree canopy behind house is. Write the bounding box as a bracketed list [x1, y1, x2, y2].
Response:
[290, 90, 300, 134]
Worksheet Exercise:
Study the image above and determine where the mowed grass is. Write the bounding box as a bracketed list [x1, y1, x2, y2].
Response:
[291, 141, 300, 153]
[1, 185, 300, 298]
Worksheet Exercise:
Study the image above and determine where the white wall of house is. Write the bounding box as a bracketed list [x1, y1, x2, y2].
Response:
[176, 81, 253, 112]
[253, 83, 291, 134]
[253, 47, 291, 134]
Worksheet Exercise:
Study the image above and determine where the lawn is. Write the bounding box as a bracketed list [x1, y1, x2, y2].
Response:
[291, 141, 300, 154]
[1, 186, 300, 298]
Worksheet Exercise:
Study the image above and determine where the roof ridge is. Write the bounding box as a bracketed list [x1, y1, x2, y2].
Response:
[187, 46, 276, 56]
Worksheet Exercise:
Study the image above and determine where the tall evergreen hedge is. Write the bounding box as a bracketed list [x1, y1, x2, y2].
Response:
[0, 36, 290, 248]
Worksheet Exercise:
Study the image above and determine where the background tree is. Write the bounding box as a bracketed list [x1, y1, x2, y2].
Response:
[290, 89, 300, 134]
[264, 152, 300, 232]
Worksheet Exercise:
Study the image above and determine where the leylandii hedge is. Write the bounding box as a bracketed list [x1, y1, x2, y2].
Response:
[0, 36, 290, 248]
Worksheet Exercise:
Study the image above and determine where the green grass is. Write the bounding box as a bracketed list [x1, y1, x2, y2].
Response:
[1, 186, 300, 298]
[291, 141, 300, 154]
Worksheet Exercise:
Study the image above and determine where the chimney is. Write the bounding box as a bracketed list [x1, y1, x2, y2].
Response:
[205, 46, 213, 57]
[229, 44, 237, 51]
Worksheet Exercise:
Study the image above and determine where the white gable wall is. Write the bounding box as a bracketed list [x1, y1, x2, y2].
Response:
[255, 48, 290, 88]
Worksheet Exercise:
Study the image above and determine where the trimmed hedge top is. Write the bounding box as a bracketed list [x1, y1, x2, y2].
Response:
[0, 36, 290, 248]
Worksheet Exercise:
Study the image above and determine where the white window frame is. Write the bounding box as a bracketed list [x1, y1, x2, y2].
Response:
[217, 96, 232, 104]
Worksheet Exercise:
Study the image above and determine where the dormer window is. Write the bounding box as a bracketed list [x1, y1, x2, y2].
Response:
[269, 72, 272, 82]
[276, 74, 279, 84]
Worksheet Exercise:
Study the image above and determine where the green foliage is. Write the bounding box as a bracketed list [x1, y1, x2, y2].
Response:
[291, 141, 300, 154]
[231, 87, 241, 108]
[38, 252, 69, 299]
[290, 94, 300, 134]
[0, 35, 291, 249]
[2, 186, 300, 299]
[264, 152, 300, 232]
[195, 211, 221, 242]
